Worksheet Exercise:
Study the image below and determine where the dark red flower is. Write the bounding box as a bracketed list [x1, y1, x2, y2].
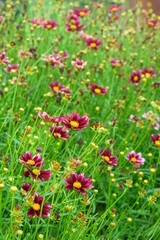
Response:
[27, 193, 52, 218]
[85, 37, 102, 50]
[65, 172, 94, 194]
[49, 124, 70, 140]
[146, 18, 158, 27]
[65, 21, 84, 32]
[100, 148, 118, 166]
[129, 70, 142, 85]
[73, 8, 91, 17]
[63, 112, 89, 130]
[142, 68, 157, 78]
[20, 151, 44, 167]
[43, 20, 58, 29]
[21, 182, 31, 196]
[38, 111, 63, 124]
[23, 166, 52, 182]
[90, 83, 108, 95]
[49, 81, 72, 96]
[151, 134, 160, 147]
[67, 14, 79, 23]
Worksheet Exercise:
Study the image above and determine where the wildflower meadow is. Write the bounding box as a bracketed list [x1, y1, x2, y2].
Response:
[0, 0, 160, 239]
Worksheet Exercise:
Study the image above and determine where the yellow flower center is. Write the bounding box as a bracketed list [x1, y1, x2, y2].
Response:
[27, 159, 35, 166]
[79, 11, 85, 16]
[110, 42, 114, 47]
[73, 181, 82, 188]
[47, 24, 52, 29]
[131, 157, 137, 163]
[148, 21, 153, 26]
[155, 140, 160, 146]
[32, 203, 41, 211]
[112, 7, 117, 12]
[145, 73, 151, 78]
[32, 169, 40, 176]
[134, 76, 139, 81]
[54, 132, 61, 138]
[90, 43, 96, 48]
[53, 86, 59, 91]
[94, 88, 101, 94]
[70, 25, 77, 30]
[11, 69, 16, 73]
[70, 19, 75, 23]
[104, 156, 110, 163]
[70, 121, 79, 128]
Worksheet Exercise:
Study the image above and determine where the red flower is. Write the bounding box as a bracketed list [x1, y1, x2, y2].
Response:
[71, 59, 87, 70]
[100, 148, 118, 166]
[90, 83, 108, 95]
[5, 64, 19, 73]
[111, 59, 123, 67]
[38, 111, 64, 124]
[20, 151, 44, 168]
[49, 81, 72, 96]
[146, 18, 158, 27]
[65, 172, 94, 194]
[23, 166, 52, 182]
[108, 4, 122, 12]
[85, 37, 102, 50]
[27, 193, 52, 218]
[151, 134, 160, 147]
[142, 68, 157, 78]
[43, 20, 58, 29]
[63, 112, 89, 130]
[49, 124, 70, 140]
[127, 151, 145, 165]
[67, 14, 79, 23]
[73, 8, 91, 17]
[21, 182, 31, 196]
[129, 70, 142, 85]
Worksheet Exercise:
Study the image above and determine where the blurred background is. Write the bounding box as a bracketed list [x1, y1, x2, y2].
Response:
[130, 0, 160, 14]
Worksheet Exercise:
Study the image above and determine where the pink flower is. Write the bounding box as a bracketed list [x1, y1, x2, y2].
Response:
[20, 151, 44, 168]
[90, 83, 108, 95]
[85, 37, 102, 50]
[0, 52, 10, 65]
[65, 172, 94, 194]
[27, 193, 52, 218]
[73, 9, 91, 17]
[129, 70, 142, 85]
[49, 124, 70, 140]
[5, 64, 19, 73]
[43, 20, 58, 29]
[108, 4, 123, 12]
[63, 112, 89, 130]
[42, 54, 61, 68]
[151, 134, 160, 147]
[127, 151, 145, 165]
[71, 59, 87, 70]
[111, 59, 123, 67]
[38, 111, 64, 124]
[30, 18, 45, 25]
[67, 14, 79, 23]
[100, 148, 118, 166]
